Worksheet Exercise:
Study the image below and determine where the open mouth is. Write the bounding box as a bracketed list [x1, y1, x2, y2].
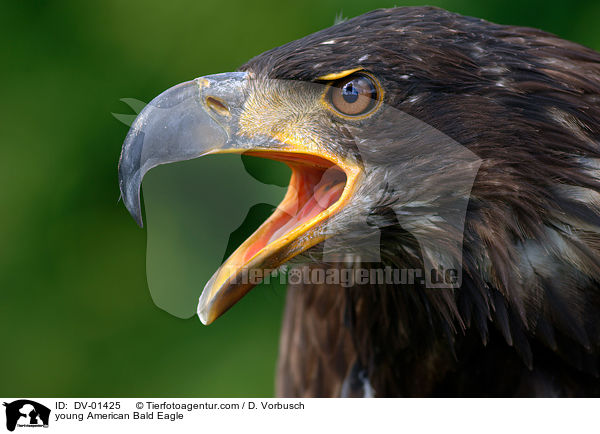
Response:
[216, 151, 349, 278]
[196, 149, 360, 324]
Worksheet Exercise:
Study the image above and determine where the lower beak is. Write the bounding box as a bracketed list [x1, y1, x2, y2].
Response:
[118, 73, 361, 324]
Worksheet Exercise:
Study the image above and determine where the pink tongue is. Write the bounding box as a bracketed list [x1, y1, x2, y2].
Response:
[268, 181, 344, 245]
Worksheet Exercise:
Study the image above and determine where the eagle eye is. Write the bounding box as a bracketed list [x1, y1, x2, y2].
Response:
[326, 73, 380, 118]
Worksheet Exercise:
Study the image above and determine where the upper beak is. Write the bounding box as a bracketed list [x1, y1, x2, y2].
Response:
[119, 72, 361, 325]
[118, 72, 249, 227]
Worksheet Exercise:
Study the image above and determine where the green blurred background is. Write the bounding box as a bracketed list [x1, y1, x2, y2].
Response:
[1, 0, 599, 397]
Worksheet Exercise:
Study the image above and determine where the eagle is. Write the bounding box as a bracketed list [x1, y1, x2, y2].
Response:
[118, 7, 600, 397]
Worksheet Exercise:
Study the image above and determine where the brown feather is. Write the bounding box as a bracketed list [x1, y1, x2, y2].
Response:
[241, 7, 600, 396]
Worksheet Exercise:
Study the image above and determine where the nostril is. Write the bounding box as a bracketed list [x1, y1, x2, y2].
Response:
[206, 96, 230, 117]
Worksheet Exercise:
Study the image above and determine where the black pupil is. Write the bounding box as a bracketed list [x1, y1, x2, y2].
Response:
[342, 80, 360, 103]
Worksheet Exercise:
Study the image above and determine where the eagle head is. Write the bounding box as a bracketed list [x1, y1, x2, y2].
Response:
[119, 7, 600, 395]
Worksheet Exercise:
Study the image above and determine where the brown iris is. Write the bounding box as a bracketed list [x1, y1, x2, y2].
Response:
[327, 73, 379, 117]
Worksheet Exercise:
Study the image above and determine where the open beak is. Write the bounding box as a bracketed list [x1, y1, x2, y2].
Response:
[118, 72, 361, 324]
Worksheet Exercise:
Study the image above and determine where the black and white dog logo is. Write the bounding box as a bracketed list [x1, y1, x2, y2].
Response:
[3, 400, 50, 431]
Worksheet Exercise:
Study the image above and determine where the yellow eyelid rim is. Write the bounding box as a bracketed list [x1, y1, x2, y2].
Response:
[316, 68, 364, 81]
[319, 70, 385, 120]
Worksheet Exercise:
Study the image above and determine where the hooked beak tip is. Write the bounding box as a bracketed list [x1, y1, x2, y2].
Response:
[127, 203, 144, 228]
[118, 177, 144, 228]
[133, 212, 144, 229]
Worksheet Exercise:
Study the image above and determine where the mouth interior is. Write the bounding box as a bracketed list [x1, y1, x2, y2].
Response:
[240, 152, 347, 263]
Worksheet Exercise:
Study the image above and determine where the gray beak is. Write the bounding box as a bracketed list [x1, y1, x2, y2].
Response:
[118, 72, 249, 227]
